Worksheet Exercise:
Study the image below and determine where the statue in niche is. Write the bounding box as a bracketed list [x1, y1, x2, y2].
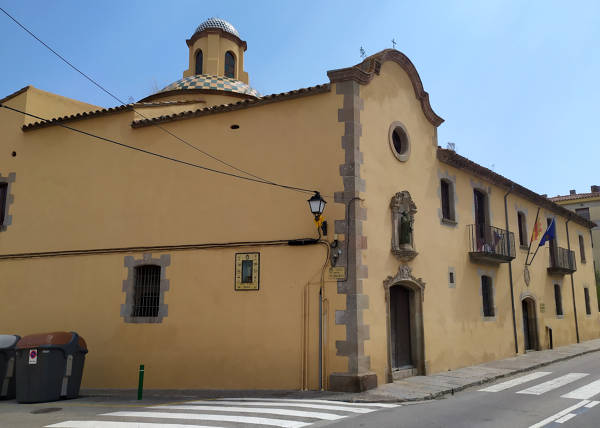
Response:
[390, 191, 418, 260]
[399, 211, 413, 245]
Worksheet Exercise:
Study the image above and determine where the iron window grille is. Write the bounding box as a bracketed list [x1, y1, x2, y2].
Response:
[132, 265, 161, 317]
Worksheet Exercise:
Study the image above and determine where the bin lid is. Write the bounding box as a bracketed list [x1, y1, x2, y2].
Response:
[16, 332, 87, 350]
[0, 334, 20, 349]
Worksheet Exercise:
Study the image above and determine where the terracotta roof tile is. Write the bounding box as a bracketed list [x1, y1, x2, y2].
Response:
[22, 104, 133, 131]
[437, 148, 596, 228]
[131, 83, 331, 128]
[549, 193, 600, 202]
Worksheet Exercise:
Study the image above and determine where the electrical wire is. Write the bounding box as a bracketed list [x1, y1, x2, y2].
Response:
[0, 6, 274, 185]
[0, 103, 317, 194]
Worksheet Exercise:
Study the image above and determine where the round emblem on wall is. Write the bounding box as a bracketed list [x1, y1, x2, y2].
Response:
[524, 266, 531, 286]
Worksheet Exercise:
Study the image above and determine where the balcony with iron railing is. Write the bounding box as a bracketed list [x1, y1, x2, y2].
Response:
[468, 224, 516, 264]
[548, 246, 576, 275]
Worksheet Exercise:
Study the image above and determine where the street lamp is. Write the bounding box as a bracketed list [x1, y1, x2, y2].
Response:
[308, 192, 327, 237]
[308, 192, 326, 220]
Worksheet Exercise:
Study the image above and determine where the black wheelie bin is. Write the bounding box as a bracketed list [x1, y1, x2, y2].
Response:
[15, 331, 87, 403]
[0, 334, 20, 399]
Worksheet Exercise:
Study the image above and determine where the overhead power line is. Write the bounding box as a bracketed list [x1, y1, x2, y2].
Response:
[0, 104, 317, 195]
[0, 6, 273, 185]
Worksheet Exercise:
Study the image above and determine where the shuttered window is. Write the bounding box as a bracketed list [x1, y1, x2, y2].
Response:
[554, 284, 563, 316]
[0, 183, 7, 226]
[441, 179, 454, 221]
[584, 288, 591, 315]
[579, 235, 586, 263]
[482, 275, 494, 317]
[517, 211, 527, 247]
[132, 265, 161, 317]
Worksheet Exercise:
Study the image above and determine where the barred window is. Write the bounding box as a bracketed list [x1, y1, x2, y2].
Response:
[482, 275, 494, 317]
[225, 51, 235, 78]
[584, 288, 591, 315]
[554, 284, 563, 316]
[132, 265, 161, 317]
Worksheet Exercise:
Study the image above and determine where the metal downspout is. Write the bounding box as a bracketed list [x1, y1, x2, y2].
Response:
[566, 219, 580, 343]
[504, 186, 519, 354]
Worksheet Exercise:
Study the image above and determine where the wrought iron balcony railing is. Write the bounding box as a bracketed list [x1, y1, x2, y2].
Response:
[548, 246, 576, 274]
[468, 224, 516, 263]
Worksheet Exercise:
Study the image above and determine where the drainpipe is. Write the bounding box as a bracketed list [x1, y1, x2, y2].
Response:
[504, 186, 519, 354]
[566, 219, 580, 343]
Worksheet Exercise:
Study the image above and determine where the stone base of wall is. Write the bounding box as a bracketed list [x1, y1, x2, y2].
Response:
[329, 372, 378, 392]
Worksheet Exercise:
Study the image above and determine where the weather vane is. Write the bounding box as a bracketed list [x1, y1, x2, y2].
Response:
[392, 38, 397, 49]
[360, 46, 366, 59]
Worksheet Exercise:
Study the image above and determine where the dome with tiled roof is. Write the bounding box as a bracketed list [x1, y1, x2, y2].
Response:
[194, 18, 240, 38]
[158, 74, 260, 98]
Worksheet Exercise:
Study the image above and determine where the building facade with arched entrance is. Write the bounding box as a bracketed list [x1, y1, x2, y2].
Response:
[1, 18, 598, 392]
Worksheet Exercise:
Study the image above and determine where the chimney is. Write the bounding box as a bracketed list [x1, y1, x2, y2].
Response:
[569, 189, 576, 195]
[591, 185, 600, 193]
[541, 194, 548, 198]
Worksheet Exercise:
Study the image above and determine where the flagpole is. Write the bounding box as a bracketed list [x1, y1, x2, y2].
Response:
[525, 207, 541, 265]
[527, 242, 542, 266]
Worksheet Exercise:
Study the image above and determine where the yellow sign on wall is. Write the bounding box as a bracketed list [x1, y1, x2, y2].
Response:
[328, 267, 346, 281]
[235, 252, 260, 290]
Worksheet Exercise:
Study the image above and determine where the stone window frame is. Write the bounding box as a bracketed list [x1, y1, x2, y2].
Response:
[121, 253, 171, 323]
[438, 169, 458, 226]
[0, 172, 16, 232]
[470, 179, 494, 226]
[388, 121, 411, 162]
[517, 211, 528, 249]
[578, 234, 586, 264]
[478, 268, 497, 321]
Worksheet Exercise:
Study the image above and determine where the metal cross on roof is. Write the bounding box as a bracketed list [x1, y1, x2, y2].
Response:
[392, 38, 397, 49]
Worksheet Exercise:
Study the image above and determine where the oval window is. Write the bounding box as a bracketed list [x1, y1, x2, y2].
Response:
[388, 122, 410, 161]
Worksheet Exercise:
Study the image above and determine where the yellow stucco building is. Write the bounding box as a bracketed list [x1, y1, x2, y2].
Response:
[1, 18, 598, 392]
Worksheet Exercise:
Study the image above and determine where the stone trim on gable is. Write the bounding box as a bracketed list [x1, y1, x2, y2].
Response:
[329, 80, 376, 393]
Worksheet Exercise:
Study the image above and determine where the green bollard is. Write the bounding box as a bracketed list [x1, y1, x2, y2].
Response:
[137, 364, 145, 400]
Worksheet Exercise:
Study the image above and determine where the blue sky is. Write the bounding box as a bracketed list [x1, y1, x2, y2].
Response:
[1, 1, 598, 196]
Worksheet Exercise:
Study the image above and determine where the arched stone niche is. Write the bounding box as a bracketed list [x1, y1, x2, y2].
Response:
[383, 264, 426, 381]
[390, 191, 418, 261]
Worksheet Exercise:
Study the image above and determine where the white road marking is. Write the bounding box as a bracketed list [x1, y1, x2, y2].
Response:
[561, 379, 600, 400]
[156, 404, 346, 420]
[528, 400, 590, 428]
[585, 400, 600, 408]
[217, 397, 399, 408]
[478, 372, 552, 392]
[554, 413, 577, 423]
[102, 411, 311, 428]
[46, 422, 222, 428]
[517, 373, 589, 395]
[187, 400, 376, 413]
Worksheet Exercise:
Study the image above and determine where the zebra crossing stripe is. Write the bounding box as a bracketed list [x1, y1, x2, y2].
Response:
[216, 398, 399, 408]
[528, 400, 590, 428]
[585, 401, 600, 408]
[517, 373, 589, 395]
[46, 422, 223, 428]
[188, 400, 376, 413]
[479, 372, 552, 392]
[156, 404, 346, 420]
[554, 413, 577, 424]
[102, 411, 311, 428]
[561, 379, 600, 400]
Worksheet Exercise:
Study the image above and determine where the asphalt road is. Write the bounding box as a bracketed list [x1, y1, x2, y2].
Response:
[321, 351, 600, 428]
[1, 352, 600, 428]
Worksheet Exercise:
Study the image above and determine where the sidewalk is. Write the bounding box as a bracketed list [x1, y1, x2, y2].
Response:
[70, 338, 600, 406]
[350, 338, 600, 403]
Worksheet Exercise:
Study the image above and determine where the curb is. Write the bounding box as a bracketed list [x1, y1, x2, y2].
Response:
[347, 345, 600, 403]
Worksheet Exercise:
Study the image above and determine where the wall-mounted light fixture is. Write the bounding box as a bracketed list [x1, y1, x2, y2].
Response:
[308, 192, 328, 236]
